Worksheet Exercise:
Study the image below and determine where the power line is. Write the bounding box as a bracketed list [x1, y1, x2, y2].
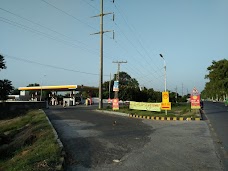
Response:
[114, 3, 162, 71]
[0, 7, 96, 50]
[4, 53, 110, 77]
[0, 7, 117, 63]
[40, 0, 99, 31]
[111, 6, 164, 82]
[38, 0, 166, 88]
[82, 0, 99, 12]
[0, 1, 175, 91]
[0, 16, 104, 57]
[112, 2, 177, 90]
[112, 2, 175, 89]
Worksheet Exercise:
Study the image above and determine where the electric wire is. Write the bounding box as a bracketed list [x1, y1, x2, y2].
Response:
[0, 16, 117, 62]
[0, 7, 99, 52]
[40, 0, 99, 32]
[3, 53, 110, 77]
[111, 16, 165, 85]
[113, 2, 178, 90]
[114, 2, 162, 71]
[1, 1, 175, 92]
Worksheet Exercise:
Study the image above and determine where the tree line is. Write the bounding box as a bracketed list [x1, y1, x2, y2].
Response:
[201, 59, 228, 100]
[102, 71, 187, 103]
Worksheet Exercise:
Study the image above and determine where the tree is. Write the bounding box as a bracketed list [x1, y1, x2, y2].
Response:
[11, 88, 20, 95]
[116, 72, 139, 88]
[0, 54, 6, 70]
[0, 54, 14, 101]
[0, 79, 13, 100]
[27, 83, 40, 87]
[102, 71, 164, 102]
[203, 59, 228, 100]
[104, 72, 140, 101]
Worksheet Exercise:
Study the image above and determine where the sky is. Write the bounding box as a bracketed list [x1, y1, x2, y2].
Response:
[0, 0, 228, 95]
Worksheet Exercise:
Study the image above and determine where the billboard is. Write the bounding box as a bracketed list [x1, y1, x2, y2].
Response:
[129, 101, 161, 112]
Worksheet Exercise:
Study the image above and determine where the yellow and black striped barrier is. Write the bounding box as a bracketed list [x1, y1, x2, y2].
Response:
[129, 114, 201, 121]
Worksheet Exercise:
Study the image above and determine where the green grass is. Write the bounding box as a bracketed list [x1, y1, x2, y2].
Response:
[105, 102, 200, 119]
[0, 110, 61, 171]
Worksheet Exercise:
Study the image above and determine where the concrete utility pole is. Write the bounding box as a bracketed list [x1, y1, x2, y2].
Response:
[91, 0, 114, 109]
[112, 61, 127, 98]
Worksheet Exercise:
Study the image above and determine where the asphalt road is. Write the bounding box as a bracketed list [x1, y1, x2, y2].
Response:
[203, 101, 228, 170]
[45, 105, 222, 171]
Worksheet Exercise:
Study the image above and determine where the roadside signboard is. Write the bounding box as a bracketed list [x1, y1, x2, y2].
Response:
[112, 98, 119, 110]
[113, 81, 119, 92]
[162, 91, 169, 103]
[161, 91, 171, 110]
[161, 102, 171, 110]
[191, 87, 200, 109]
[130, 101, 161, 112]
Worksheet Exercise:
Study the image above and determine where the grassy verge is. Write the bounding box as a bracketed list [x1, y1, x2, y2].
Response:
[104, 103, 200, 119]
[0, 110, 61, 171]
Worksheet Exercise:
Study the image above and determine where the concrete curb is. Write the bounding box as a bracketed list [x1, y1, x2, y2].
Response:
[43, 110, 65, 170]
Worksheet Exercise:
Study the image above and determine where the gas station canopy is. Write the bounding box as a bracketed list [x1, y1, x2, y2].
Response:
[18, 85, 98, 91]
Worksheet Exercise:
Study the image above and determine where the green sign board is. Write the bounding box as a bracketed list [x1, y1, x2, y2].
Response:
[129, 101, 161, 112]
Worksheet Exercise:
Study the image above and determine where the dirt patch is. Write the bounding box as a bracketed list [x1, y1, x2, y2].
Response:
[20, 149, 30, 156]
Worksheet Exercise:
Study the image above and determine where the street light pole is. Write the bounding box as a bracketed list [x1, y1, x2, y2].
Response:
[160, 54, 167, 92]
[160, 54, 167, 115]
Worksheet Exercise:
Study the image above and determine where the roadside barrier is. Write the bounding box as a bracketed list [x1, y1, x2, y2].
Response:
[129, 114, 201, 121]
